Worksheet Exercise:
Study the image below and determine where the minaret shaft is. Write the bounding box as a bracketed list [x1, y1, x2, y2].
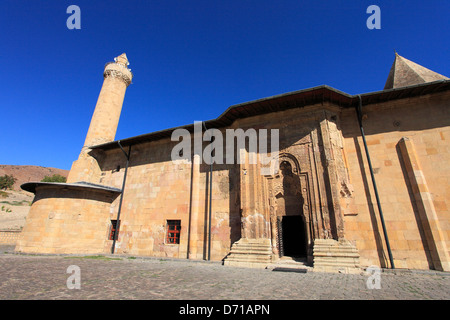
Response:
[84, 76, 127, 147]
[67, 54, 132, 183]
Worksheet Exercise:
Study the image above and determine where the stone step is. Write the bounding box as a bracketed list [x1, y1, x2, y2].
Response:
[314, 240, 356, 245]
[227, 255, 272, 262]
[224, 256, 272, 263]
[314, 258, 359, 265]
[236, 239, 271, 244]
[230, 244, 271, 249]
[314, 242, 354, 248]
[313, 251, 360, 258]
[312, 239, 361, 273]
[267, 257, 311, 272]
[223, 238, 273, 268]
[231, 246, 272, 251]
[313, 244, 358, 250]
[232, 241, 271, 247]
[225, 254, 272, 262]
[314, 244, 358, 249]
[313, 239, 341, 244]
[314, 244, 358, 251]
[230, 242, 272, 253]
[314, 250, 359, 256]
[229, 250, 272, 256]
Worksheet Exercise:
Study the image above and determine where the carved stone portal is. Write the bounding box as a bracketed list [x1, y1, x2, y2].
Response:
[267, 153, 312, 263]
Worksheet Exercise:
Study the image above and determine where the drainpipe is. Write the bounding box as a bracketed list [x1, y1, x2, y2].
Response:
[111, 140, 132, 254]
[356, 95, 395, 269]
[203, 122, 213, 261]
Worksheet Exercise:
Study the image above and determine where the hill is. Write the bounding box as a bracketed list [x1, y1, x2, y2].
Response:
[0, 189, 33, 230]
[0, 165, 69, 190]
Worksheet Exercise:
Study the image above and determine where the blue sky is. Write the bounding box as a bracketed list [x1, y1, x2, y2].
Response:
[1, 1, 449, 170]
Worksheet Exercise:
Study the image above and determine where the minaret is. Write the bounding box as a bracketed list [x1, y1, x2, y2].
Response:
[67, 53, 133, 183]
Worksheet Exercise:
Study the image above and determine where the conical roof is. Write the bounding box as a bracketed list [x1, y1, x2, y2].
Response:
[384, 53, 448, 89]
[115, 53, 129, 67]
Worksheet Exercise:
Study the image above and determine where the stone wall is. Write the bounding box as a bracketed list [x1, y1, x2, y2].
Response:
[15, 185, 119, 254]
[340, 91, 450, 271]
[0, 230, 22, 244]
[97, 137, 240, 261]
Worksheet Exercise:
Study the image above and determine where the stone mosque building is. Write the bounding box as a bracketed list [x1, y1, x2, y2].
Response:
[16, 53, 450, 272]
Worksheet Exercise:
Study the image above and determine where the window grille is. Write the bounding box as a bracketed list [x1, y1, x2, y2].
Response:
[109, 220, 119, 240]
[166, 220, 181, 244]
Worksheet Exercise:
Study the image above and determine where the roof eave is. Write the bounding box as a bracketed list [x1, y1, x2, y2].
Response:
[21, 181, 122, 194]
[91, 80, 450, 151]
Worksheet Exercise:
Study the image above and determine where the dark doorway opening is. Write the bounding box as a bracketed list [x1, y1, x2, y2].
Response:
[281, 215, 307, 257]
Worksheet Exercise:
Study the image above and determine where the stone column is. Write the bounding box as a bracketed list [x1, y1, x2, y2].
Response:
[318, 115, 345, 240]
[188, 153, 201, 259]
[398, 137, 450, 271]
[239, 148, 269, 239]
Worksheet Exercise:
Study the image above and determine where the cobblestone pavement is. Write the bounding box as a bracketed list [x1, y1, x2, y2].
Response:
[0, 250, 449, 300]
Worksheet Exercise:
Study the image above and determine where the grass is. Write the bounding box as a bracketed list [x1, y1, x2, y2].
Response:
[0, 200, 32, 206]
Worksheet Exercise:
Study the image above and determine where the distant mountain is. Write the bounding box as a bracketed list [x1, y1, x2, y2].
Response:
[0, 165, 69, 190]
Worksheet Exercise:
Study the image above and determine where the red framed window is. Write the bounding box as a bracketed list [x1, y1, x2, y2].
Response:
[109, 220, 119, 240]
[166, 220, 181, 244]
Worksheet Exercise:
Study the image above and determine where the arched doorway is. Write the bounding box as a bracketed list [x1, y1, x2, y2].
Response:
[273, 160, 308, 258]
[279, 215, 307, 257]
